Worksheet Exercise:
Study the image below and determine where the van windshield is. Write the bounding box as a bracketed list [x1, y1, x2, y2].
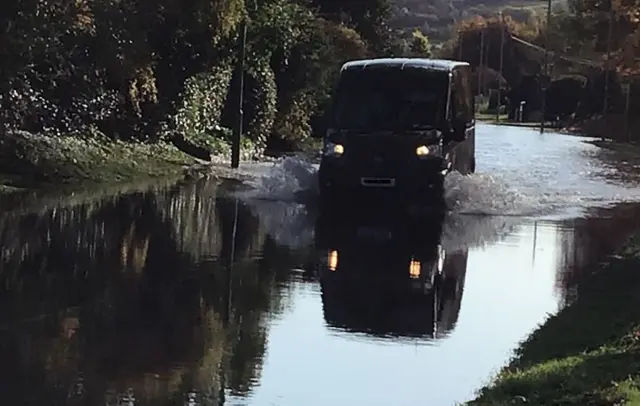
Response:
[331, 67, 449, 131]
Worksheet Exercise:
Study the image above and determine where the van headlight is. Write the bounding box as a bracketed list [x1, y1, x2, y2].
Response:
[324, 142, 344, 157]
[416, 144, 441, 158]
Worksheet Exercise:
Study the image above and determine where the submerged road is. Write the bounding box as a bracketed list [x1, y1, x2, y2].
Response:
[0, 123, 639, 406]
[242, 123, 640, 217]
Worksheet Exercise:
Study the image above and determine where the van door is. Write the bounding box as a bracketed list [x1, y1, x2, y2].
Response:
[448, 67, 475, 174]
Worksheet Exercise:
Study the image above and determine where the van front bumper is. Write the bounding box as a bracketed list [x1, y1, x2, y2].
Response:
[318, 160, 447, 204]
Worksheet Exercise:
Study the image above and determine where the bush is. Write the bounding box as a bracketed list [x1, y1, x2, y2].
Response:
[0, 0, 392, 159]
[172, 64, 234, 155]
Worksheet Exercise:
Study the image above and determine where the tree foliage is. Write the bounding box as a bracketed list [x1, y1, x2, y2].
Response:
[447, 3, 640, 121]
[449, 0, 640, 77]
[0, 0, 392, 153]
[409, 29, 432, 56]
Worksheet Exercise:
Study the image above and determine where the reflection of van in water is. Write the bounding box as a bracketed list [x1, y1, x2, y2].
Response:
[314, 211, 468, 340]
[315, 58, 476, 205]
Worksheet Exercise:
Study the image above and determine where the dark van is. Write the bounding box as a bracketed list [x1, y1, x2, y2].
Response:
[314, 58, 476, 205]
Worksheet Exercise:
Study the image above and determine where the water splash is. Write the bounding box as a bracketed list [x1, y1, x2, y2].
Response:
[236, 146, 637, 220]
[239, 155, 542, 216]
[439, 214, 520, 252]
[443, 171, 540, 216]
[250, 200, 315, 249]
[237, 156, 524, 250]
[240, 155, 318, 203]
[243, 194, 519, 252]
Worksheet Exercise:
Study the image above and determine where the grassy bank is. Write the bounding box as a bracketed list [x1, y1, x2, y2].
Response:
[468, 234, 640, 405]
[476, 113, 561, 130]
[475, 113, 509, 123]
[567, 114, 640, 143]
[0, 130, 212, 193]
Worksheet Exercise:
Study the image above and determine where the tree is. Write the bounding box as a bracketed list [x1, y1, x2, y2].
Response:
[409, 29, 431, 56]
[0, 0, 394, 154]
[309, 0, 393, 54]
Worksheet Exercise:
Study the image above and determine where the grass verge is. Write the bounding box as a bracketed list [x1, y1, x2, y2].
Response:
[467, 234, 640, 405]
[0, 130, 202, 193]
[476, 113, 509, 123]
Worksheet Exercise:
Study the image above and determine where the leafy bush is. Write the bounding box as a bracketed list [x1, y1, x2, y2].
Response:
[172, 64, 234, 155]
[0, 0, 393, 157]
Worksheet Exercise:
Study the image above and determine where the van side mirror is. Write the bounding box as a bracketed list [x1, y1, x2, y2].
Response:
[450, 118, 467, 142]
[311, 128, 325, 139]
[310, 115, 327, 139]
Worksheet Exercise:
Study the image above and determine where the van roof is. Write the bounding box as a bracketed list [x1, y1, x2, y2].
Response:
[341, 58, 469, 72]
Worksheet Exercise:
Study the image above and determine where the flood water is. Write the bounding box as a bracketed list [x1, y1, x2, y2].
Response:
[1, 124, 640, 405]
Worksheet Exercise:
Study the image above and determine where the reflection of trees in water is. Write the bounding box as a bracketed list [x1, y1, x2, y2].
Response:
[554, 204, 640, 307]
[154, 178, 265, 263]
[0, 178, 296, 405]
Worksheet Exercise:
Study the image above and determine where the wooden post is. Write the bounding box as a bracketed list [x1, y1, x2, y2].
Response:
[231, 19, 247, 169]
[624, 83, 631, 141]
[603, 6, 614, 120]
[540, 0, 552, 133]
[496, 12, 505, 123]
[478, 28, 484, 96]
[484, 33, 490, 96]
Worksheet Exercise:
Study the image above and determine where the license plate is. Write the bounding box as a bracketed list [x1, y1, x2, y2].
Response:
[360, 177, 396, 187]
[357, 226, 392, 241]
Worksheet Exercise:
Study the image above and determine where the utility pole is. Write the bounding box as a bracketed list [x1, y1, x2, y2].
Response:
[484, 34, 491, 96]
[478, 28, 484, 96]
[603, 4, 614, 123]
[496, 11, 505, 123]
[624, 83, 631, 141]
[540, 0, 552, 133]
[231, 19, 247, 169]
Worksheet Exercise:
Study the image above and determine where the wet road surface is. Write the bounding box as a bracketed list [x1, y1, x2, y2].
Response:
[1, 124, 640, 405]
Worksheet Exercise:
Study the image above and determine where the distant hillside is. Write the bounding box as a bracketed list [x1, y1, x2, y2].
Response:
[390, 0, 548, 43]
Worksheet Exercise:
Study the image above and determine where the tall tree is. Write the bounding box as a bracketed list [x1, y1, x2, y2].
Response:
[310, 0, 392, 54]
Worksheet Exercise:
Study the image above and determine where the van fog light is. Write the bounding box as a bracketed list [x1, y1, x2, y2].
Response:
[416, 144, 441, 158]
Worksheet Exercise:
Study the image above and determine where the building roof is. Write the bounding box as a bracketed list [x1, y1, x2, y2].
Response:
[341, 58, 469, 72]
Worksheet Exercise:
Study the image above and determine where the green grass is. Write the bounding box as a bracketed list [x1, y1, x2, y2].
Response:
[467, 234, 640, 405]
[0, 130, 202, 193]
[476, 113, 510, 123]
